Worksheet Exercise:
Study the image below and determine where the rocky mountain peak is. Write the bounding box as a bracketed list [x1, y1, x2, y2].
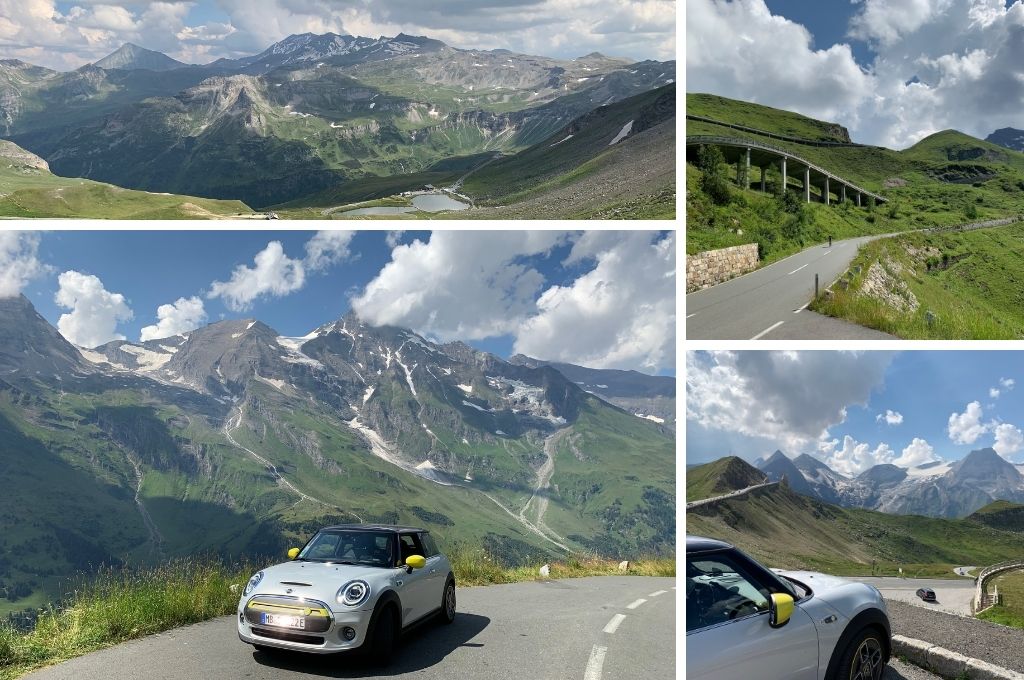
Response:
[94, 43, 187, 72]
[0, 294, 83, 377]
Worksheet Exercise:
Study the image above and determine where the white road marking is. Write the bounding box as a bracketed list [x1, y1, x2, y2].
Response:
[686, 313, 697, 318]
[626, 598, 647, 610]
[649, 590, 667, 597]
[750, 321, 784, 340]
[793, 303, 809, 313]
[603, 613, 627, 634]
[788, 263, 809, 275]
[584, 644, 608, 680]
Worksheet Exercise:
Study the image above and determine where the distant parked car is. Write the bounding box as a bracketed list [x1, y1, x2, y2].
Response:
[916, 588, 936, 602]
[687, 535, 891, 680]
[237, 524, 455, 663]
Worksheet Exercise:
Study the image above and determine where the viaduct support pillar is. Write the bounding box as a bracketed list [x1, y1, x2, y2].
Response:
[857, 192, 862, 207]
[804, 166, 811, 203]
[841, 184, 847, 204]
[781, 157, 787, 193]
[744, 147, 751, 189]
[824, 177, 830, 205]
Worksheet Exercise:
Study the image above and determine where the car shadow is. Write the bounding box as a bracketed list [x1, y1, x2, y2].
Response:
[251, 613, 491, 677]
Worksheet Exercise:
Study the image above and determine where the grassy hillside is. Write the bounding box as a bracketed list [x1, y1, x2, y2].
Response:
[968, 500, 1024, 531]
[686, 456, 766, 502]
[978, 570, 1024, 629]
[0, 146, 253, 218]
[688, 93, 853, 143]
[810, 221, 1024, 338]
[277, 84, 676, 220]
[686, 482, 1024, 578]
[686, 93, 1024, 261]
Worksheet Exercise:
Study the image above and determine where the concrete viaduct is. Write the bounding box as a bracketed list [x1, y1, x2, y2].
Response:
[686, 134, 888, 206]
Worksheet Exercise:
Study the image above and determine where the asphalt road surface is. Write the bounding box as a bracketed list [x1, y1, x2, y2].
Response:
[848, 577, 975, 616]
[686, 235, 895, 340]
[26, 576, 675, 680]
[885, 659, 942, 679]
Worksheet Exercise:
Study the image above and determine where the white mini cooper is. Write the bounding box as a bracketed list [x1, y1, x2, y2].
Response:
[687, 535, 891, 680]
[237, 524, 456, 662]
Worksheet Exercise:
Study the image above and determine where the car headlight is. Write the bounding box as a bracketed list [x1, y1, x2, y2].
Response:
[243, 571, 264, 596]
[337, 580, 371, 607]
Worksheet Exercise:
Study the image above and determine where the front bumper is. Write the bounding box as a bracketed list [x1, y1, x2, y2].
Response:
[237, 593, 373, 654]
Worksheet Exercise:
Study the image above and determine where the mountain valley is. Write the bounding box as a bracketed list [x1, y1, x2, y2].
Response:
[0, 34, 675, 217]
[0, 294, 674, 614]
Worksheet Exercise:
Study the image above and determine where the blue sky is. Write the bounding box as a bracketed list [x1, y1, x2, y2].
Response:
[5, 230, 676, 376]
[4, 1, 675, 70]
[687, 351, 1024, 475]
[688, 1, 1024, 148]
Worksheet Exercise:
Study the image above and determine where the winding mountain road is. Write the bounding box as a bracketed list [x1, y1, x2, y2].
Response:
[686, 235, 894, 340]
[25, 576, 675, 680]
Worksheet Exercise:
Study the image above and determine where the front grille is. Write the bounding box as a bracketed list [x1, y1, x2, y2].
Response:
[252, 628, 325, 645]
[244, 595, 332, 633]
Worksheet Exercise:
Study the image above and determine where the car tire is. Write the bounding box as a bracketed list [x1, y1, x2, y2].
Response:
[830, 627, 886, 680]
[368, 604, 397, 666]
[440, 576, 456, 624]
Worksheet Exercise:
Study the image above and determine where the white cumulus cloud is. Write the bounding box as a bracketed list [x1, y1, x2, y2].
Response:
[139, 296, 206, 341]
[54, 271, 132, 348]
[513, 231, 675, 372]
[816, 434, 895, 477]
[351, 230, 567, 341]
[893, 437, 939, 468]
[208, 231, 353, 312]
[947, 400, 988, 445]
[993, 422, 1024, 458]
[876, 409, 904, 425]
[686, 350, 894, 454]
[0, 231, 48, 298]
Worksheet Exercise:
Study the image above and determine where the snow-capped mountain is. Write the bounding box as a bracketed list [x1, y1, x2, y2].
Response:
[756, 449, 1024, 518]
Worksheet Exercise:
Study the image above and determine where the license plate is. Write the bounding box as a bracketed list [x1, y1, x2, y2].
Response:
[261, 613, 305, 629]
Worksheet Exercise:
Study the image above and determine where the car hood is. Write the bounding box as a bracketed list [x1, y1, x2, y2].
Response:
[775, 569, 885, 608]
[262, 560, 393, 585]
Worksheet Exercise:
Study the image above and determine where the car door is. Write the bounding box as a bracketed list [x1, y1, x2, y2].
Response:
[396, 532, 432, 624]
[418, 531, 446, 611]
[686, 553, 819, 680]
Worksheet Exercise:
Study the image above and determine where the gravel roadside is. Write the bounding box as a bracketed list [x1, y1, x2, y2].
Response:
[886, 599, 1024, 672]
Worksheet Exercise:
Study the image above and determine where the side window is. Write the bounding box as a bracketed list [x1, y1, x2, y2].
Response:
[420, 533, 439, 557]
[398, 533, 425, 562]
[686, 553, 771, 633]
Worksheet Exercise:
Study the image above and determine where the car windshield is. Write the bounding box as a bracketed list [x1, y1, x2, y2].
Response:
[297, 530, 395, 568]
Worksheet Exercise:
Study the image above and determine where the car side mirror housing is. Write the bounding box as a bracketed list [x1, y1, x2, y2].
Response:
[769, 593, 794, 628]
[405, 555, 426, 571]
[287, 547, 300, 560]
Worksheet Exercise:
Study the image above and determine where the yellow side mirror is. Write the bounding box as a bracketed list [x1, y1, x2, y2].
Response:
[769, 593, 794, 628]
[405, 555, 426, 570]
[287, 547, 300, 560]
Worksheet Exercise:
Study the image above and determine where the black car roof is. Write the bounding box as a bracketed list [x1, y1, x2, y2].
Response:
[320, 524, 428, 533]
[686, 535, 734, 553]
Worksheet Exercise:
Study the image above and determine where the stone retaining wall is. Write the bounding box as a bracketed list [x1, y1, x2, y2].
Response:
[686, 243, 759, 292]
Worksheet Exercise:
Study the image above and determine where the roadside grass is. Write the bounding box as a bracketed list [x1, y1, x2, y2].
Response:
[0, 551, 674, 679]
[977, 570, 1024, 630]
[810, 224, 1024, 339]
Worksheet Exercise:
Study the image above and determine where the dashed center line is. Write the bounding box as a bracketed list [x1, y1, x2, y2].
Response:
[626, 598, 647, 610]
[788, 263, 809, 275]
[750, 320, 784, 340]
[584, 644, 608, 680]
[686, 313, 697, 319]
[603, 613, 627, 634]
[649, 590, 667, 597]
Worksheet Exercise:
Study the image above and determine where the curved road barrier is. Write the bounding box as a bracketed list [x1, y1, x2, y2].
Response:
[973, 559, 1024, 613]
[685, 481, 778, 510]
[686, 134, 888, 205]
